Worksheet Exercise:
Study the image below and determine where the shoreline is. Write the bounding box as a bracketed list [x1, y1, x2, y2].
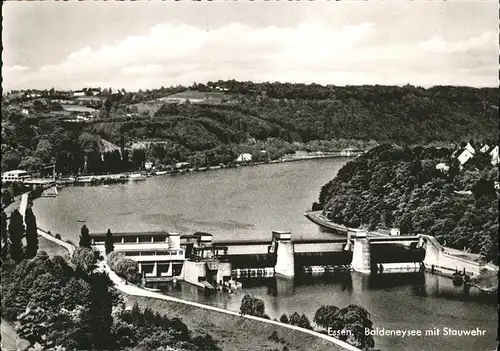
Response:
[48, 152, 361, 188]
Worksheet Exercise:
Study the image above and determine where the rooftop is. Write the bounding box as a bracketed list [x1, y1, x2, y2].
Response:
[2, 170, 29, 175]
[89, 231, 169, 238]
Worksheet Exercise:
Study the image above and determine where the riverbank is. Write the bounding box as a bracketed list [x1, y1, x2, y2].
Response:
[50, 152, 361, 188]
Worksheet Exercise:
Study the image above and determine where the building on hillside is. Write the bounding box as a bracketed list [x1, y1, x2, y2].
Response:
[26, 92, 41, 99]
[21, 108, 30, 116]
[479, 144, 490, 153]
[435, 162, 450, 173]
[236, 153, 252, 163]
[464, 142, 475, 155]
[489, 145, 499, 165]
[90, 231, 186, 280]
[452, 148, 474, 166]
[2, 170, 31, 183]
[72, 90, 86, 97]
[390, 228, 400, 236]
[175, 162, 190, 170]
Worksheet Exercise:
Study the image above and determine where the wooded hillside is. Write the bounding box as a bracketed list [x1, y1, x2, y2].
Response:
[316, 145, 498, 262]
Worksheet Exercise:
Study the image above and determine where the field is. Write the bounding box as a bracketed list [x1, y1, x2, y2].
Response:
[131, 90, 234, 114]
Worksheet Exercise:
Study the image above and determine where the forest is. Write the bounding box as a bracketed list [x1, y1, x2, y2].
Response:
[315, 144, 498, 263]
[2, 82, 498, 174]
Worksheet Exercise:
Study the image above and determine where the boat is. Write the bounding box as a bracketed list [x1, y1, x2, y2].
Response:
[155, 171, 168, 175]
[128, 173, 147, 181]
[41, 186, 58, 197]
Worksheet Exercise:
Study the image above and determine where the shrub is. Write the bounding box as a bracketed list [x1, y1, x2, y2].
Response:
[239, 294, 265, 317]
[71, 247, 97, 274]
[107, 252, 141, 284]
[279, 314, 289, 324]
[55, 234, 61, 240]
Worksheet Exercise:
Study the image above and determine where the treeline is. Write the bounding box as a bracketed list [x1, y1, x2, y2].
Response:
[2, 82, 498, 174]
[316, 144, 499, 262]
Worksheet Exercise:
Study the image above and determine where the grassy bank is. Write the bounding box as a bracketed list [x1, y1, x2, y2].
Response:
[124, 295, 352, 351]
[38, 236, 71, 259]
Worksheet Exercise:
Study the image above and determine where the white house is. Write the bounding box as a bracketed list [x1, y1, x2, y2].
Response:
[21, 108, 30, 116]
[464, 142, 475, 155]
[479, 144, 490, 153]
[236, 153, 252, 162]
[73, 90, 86, 97]
[435, 163, 450, 173]
[489, 145, 499, 165]
[1, 170, 31, 183]
[390, 228, 400, 236]
[456, 149, 474, 165]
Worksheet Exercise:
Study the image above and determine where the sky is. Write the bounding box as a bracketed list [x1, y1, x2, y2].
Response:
[2, 1, 499, 91]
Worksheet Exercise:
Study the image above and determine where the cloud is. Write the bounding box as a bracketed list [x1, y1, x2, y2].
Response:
[420, 31, 496, 53]
[3, 22, 498, 90]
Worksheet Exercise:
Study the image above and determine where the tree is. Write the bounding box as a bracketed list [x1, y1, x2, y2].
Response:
[90, 272, 114, 349]
[103, 98, 112, 118]
[1, 210, 9, 259]
[8, 210, 24, 262]
[107, 252, 140, 284]
[2, 189, 13, 207]
[471, 178, 495, 199]
[325, 304, 375, 349]
[24, 207, 38, 258]
[289, 312, 301, 326]
[105, 229, 114, 255]
[279, 314, 289, 324]
[297, 314, 312, 330]
[239, 294, 265, 317]
[72, 247, 97, 274]
[79, 225, 91, 248]
[314, 305, 339, 330]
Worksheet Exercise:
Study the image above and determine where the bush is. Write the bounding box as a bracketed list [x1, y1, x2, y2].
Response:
[239, 294, 265, 317]
[108, 252, 141, 284]
[279, 314, 289, 324]
[55, 234, 61, 240]
[71, 247, 97, 274]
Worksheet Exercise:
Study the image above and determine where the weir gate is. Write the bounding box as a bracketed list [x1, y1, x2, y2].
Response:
[188, 230, 427, 278]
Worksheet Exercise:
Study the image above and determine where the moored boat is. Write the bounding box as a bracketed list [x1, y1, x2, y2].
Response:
[128, 173, 147, 181]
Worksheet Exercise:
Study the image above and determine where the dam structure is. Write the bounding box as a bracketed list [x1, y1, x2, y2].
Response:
[89, 228, 440, 288]
[85, 217, 492, 288]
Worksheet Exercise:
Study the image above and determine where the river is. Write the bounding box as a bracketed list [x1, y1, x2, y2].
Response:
[33, 158, 497, 351]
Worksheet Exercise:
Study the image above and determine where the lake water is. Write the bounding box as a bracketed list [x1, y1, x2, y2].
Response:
[33, 158, 497, 351]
